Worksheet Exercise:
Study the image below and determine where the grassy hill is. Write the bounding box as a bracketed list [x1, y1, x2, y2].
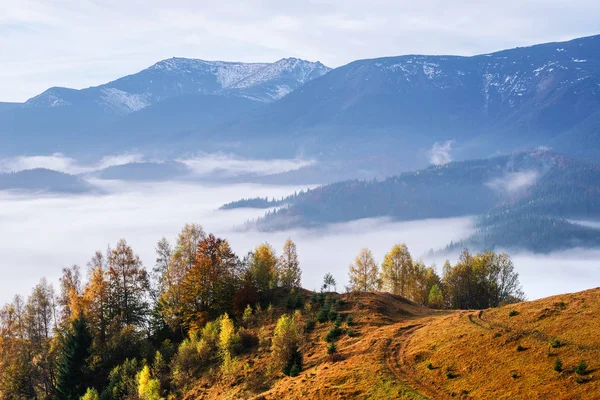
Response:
[182, 288, 600, 399]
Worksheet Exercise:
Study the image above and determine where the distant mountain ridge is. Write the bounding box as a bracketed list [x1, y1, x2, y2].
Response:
[3, 35, 600, 166]
[213, 34, 600, 161]
[0, 57, 329, 155]
[25, 57, 330, 113]
[228, 150, 600, 252]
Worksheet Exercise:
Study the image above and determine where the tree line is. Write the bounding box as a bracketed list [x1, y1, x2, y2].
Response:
[347, 244, 524, 309]
[0, 224, 524, 399]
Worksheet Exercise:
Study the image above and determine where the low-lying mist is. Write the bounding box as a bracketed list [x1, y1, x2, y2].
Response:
[0, 177, 598, 305]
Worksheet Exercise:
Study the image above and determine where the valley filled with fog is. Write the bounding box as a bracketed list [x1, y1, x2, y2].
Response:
[1, 153, 599, 305]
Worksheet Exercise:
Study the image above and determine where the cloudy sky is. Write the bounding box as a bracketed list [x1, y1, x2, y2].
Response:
[2, 0, 600, 101]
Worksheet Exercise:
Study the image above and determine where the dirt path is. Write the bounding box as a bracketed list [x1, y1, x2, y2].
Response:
[384, 316, 452, 400]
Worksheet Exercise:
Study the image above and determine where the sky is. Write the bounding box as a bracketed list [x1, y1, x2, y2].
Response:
[2, 0, 600, 101]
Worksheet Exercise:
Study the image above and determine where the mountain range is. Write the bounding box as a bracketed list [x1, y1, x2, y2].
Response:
[2, 34, 600, 174]
[0, 58, 330, 155]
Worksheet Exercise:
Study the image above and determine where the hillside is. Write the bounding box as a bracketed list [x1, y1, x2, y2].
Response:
[0, 168, 92, 193]
[184, 288, 600, 399]
[230, 150, 600, 251]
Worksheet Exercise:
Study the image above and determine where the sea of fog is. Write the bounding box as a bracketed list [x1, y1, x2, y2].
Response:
[1, 169, 599, 305]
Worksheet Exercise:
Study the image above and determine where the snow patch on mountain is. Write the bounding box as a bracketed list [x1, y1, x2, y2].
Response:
[100, 88, 151, 113]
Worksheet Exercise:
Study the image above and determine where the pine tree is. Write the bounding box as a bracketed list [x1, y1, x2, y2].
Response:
[348, 248, 379, 292]
[55, 315, 92, 400]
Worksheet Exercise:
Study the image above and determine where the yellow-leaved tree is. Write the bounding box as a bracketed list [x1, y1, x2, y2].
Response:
[348, 248, 379, 292]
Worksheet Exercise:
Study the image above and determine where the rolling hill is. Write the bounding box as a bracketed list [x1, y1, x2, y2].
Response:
[184, 288, 600, 399]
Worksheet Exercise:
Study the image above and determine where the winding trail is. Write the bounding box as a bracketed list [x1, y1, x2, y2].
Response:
[384, 317, 452, 400]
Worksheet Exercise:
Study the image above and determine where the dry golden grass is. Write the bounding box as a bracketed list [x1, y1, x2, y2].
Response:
[185, 288, 600, 400]
[403, 288, 600, 399]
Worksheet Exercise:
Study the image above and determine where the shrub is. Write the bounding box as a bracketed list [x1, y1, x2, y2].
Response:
[304, 318, 315, 332]
[325, 326, 342, 343]
[509, 310, 519, 317]
[285, 295, 295, 309]
[551, 338, 562, 348]
[553, 358, 563, 373]
[511, 371, 519, 379]
[346, 315, 355, 326]
[334, 314, 342, 327]
[328, 308, 338, 322]
[288, 363, 301, 377]
[426, 362, 434, 370]
[576, 360, 588, 375]
[242, 304, 253, 326]
[516, 344, 525, 352]
[239, 329, 259, 352]
[316, 308, 329, 323]
[81, 388, 100, 400]
[295, 293, 305, 309]
[346, 329, 356, 338]
[327, 342, 337, 355]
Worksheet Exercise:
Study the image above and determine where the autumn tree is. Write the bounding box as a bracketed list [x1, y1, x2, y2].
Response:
[159, 224, 205, 333]
[271, 314, 302, 376]
[82, 252, 109, 342]
[180, 234, 240, 331]
[278, 239, 301, 289]
[248, 243, 278, 291]
[380, 244, 413, 296]
[106, 239, 150, 328]
[442, 250, 524, 309]
[348, 248, 379, 292]
[58, 265, 82, 327]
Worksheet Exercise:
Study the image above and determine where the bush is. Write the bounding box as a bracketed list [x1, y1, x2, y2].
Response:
[285, 295, 295, 309]
[576, 360, 588, 375]
[346, 329, 356, 338]
[288, 363, 301, 377]
[509, 310, 519, 317]
[346, 315, 355, 326]
[554, 358, 563, 372]
[426, 362, 434, 370]
[325, 326, 342, 343]
[304, 318, 315, 332]
[295, 293, 304, 309]
[334, 314, 342, 327]
[316, 308, 329, 323]
[327, 342, 337, 355]
[516, 344, 525, 352]
[239, 330, 259, 351]
[550, 338, 562, 348]
[328, 308, 338, 322]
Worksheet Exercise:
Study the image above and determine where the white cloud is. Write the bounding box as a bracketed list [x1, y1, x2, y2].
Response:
[429, 140, 453, 165]
[2, 0, 600, 101]
[0, 152, 144, 174]
[486, 170, 540, 193]
[179, 153, 315, 177]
